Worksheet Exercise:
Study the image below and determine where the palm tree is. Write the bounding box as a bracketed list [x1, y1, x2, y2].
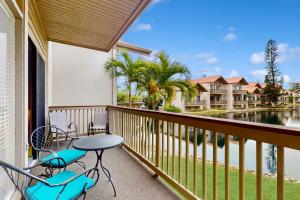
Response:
[139, 51, 196, 110]
[105, 50, 145, 107]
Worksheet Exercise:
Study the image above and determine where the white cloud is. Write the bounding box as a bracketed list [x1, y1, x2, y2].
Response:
[229, 70, 239, 77]
[250, 43, 300, 64]
[215, 66, 222, 74]
[277, 43, 300, 63]
[224, 32, 237, 42]
[151, 0, 165, 5]
[228, 26, 236, 31]
[134, 23, 152, 31]
[197, 66, 222, 76]
[283, 74, 291, 83]
[196, 53, 219, 64]
[250, 52, 265, 64]
[250, 69, 266, 81]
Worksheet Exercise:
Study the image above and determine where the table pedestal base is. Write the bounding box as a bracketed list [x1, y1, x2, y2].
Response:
[95, 150, 117, 197]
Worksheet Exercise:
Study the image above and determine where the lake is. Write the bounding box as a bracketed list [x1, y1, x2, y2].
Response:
[160, 106, 300, 179]
[216, 107, 300, 179]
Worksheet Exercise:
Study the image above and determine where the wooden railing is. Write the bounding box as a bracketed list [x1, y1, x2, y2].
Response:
[186, 100, 206, 106]
[49, 105, 107, 134]
[107, 106, 300, 200]
[211, 100, 227, 105]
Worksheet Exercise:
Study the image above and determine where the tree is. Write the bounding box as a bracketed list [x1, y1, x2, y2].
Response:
[263, 39, 283, 105]
[139, 51, 197, 110]
[105, 50, 145, 107]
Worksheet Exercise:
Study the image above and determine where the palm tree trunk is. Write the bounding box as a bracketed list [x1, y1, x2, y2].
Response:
[128, 82, 132, 108]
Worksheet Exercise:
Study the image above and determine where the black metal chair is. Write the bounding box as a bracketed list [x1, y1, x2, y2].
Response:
[0, 159, 99, 200]
[31, 126, 87, 177]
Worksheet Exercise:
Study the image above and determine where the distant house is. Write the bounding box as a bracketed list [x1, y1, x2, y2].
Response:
[193, 76, 228, 109]
[244, 82, 262, 108]
[185, 83, 208, 110]
[225, 77, 249, 110]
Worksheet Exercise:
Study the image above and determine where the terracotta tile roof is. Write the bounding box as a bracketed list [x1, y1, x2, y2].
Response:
[225, 77, 248, 85]
[243, 85, 261, 94]
[193, 76, 227, 84]
[248, 82, 262, 88]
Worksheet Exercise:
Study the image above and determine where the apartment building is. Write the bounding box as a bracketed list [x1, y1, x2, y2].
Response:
[244, 82, 262, 108]
[290, 82, 300, 90]
[225, 77, 249, 110]
[185, 82, 208, 110]
[193, 76, 228, 109]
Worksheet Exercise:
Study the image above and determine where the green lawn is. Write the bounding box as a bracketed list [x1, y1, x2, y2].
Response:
[160, 156, 300, 200]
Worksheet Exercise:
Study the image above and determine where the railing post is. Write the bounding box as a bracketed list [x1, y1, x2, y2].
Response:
[155, 118, 160, 168]
[121, 112, 124, 138]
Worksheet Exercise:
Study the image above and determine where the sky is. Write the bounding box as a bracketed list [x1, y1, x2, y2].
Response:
[121, 0, 300, 88]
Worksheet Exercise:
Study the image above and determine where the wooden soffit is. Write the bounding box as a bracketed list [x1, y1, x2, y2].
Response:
[35, 0, 151, 52]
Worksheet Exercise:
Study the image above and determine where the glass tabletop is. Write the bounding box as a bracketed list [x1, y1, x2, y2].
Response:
[72, 135, 124, 151]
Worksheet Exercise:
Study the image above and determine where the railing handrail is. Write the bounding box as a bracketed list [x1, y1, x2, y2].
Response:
[49, 105, 108, 110]
[107, 105, 300, 150]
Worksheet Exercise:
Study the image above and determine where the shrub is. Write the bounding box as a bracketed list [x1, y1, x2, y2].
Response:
[164, 105, 182, 113]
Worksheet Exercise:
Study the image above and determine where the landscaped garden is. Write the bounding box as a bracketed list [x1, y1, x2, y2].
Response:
[162, 156, 300, 199]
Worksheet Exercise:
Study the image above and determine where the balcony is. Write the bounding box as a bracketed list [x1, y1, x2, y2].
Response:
[233, 90, 248, 94]
[186, 100, 206, 106]
[48, 105, 300, 200]
[210, 89, 227, 94]
[210, 100, 227, 105]
[248, 100, 261, 104]
[233, 100, 248, 105]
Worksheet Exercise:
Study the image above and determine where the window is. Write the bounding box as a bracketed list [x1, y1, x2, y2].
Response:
[0, 2, 15, 199]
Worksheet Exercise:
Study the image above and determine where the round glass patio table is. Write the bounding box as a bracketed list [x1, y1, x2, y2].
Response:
[72, 134, 123, 197]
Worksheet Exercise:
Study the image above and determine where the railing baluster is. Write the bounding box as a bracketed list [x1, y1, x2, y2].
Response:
[179, 124, 182, 183]
[144, 116, 147, 157]
[172, 123, 175, 178]
[152, 118, 155, 163]
[256, 141, 262, 200]
[167, 122, 170, 174]
[239, 137, 245, 200]
[155, 119, 160, 168]
[193, 127, 197, 195]
[147, 117, 150, 160]
[213, 131, 217, 200]
[225, 134, 229, 200]
[277, 146, 284, 200]
[202, 129, 207, 200]
[185, 125, 189, 188]
[161, 121, 165, 170]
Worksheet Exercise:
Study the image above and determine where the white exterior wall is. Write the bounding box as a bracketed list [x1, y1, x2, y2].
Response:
[227, 84, 233, 110]
[48, 42, 117, 106]
[201, 83, 211, 109]
[173, 90, 186, 111]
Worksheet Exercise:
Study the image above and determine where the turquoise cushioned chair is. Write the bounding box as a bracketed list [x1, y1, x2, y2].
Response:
[26, 170, 94, 200]
[31, 126, 87, 177]
[0, 160, 99, 200]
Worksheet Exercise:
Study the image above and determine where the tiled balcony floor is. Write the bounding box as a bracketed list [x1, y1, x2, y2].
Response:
[32, 143, 179, 200]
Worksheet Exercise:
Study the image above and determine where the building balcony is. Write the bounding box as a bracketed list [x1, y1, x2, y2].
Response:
[210, 89, 227, 94]
[233, 89, 248, 94]
[211, 100, 227, 105]
[248, 100, 261, 104]
[185, 100, 206, 106]
[233, 100, 248, 105]
[46, 105, 300, 200]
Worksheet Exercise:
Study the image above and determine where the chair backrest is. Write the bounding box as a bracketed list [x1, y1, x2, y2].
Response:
[31, 126, 59, 161]
[49, 111, 69, 132]
[93, 110, 108, 127]
[0, 160, 37, 199]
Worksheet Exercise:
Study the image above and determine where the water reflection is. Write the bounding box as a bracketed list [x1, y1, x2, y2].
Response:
[215, 106, 300, 178]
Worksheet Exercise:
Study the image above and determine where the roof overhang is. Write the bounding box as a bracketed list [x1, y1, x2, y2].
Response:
[195, 83, 208, 92]
[115, 41, 152, 55]
[35, 0, 151, 52]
